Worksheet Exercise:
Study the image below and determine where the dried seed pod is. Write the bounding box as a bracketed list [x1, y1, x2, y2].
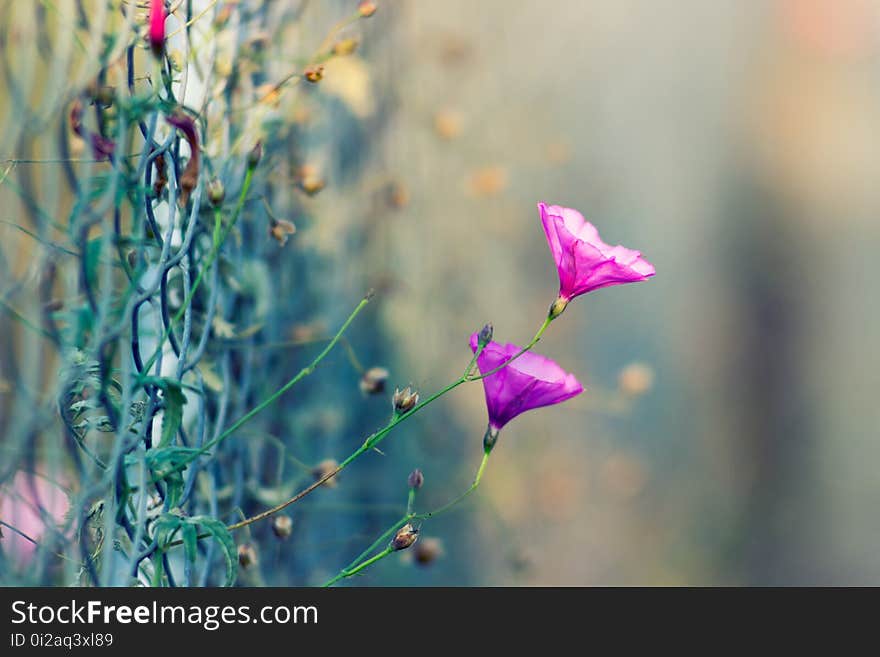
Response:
[272, 515, 293, 539]
[333, 38, 359, 56]
[303, 65, 324, 83]
[413, 538, 443, 566]
[312, 459, 340, 488]
[392, 386, 419, 414]
[208, 178, 226, 206]
[269, 218, 297, 246]
[618, 362, 655, 397]
[237, 544, 258, 568]
[391, 523, 418, 551]
[360, 367, 389, 395]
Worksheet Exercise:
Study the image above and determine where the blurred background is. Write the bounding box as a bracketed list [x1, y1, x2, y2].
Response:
[2, 0, 880, 585]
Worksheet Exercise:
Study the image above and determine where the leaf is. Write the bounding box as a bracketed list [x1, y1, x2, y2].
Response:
[196, 361, 224, 393]
[159, 380, 186, 448]
[139, 377, 187, 448]
[153, 513, 183, 548]
[181, 521, 198, 585]
[132, 446, 200, 481]
[181, 522, 198, 566]
[190, 516, 238, 587]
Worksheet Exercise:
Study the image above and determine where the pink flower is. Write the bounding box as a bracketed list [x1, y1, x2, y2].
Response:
[0, 472, 69, 569]
[469, 333, 583, 449]
[539, 203, 655, 317]
[148, 0, 166, 56]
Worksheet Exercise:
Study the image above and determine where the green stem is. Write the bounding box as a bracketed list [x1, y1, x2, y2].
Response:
[135, 167, 254, 385]
[323, 448, 492, 587]
[203, 294, 372, 458]
[322, 546, 394, 587]
[415, 449, 491, 519]
[466, 315, 552, 382]
[226, 317, 552, 533]
[152, 293, 372, 493]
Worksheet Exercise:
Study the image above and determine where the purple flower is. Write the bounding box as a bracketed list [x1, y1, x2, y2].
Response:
[469, 333, 583, 448]
[539, 203, 655, 317]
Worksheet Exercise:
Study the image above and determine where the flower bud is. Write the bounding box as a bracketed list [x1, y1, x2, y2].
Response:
[392, 386, 419, 415]
[269, 218, 297, 246]
[483, 425, 499, 453]
[91, 85, 115, 108]
[148, 0, 166, 57]
[358, 1, 377, 18]
[333, 38, 359, 56]
[303, 65, 324, 83]
[312, 459, 339, 488]
[433, 110, 462, 140]
[271, 514, 293, 539]
[91, 135, 116, 161]
[549, 295, 568, 320]
[359, 366, 389, 395]
[407, 468, 424, 489]
[298, 170, 326, 196]
[391, 523, 418, 551]
[207, 178, 225, 206]
[247, 141, 263, 169]
[69, 99, 84, 136]
[477, 323, 493, 347]
[384, 181, 409, 209]
[237, 543, 258, 568]
[413, 537, 443, 566]
[618, 362, 654, 397]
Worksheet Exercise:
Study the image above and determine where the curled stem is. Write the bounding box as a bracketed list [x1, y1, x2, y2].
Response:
[135, 167, 255, 386]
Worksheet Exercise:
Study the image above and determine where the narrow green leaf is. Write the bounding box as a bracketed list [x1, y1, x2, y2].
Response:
[181, 522, 198, 566]
[190, 516, 238, 587]
[158, 379, 186, 448]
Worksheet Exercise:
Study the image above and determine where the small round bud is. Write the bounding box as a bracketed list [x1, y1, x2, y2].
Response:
[272, 514, 293, 539]
[392, 386, 419, 415]
[269, 218, 297, 246]
[618, 362, 654, 397]
[92, 85, 115, 108]
[549, 296, 569, 320]
[407, 468, 424, 489]
[303, 65, 324, 83]
[358, 1, 377, 18]
[385, 181, 409, 209]
[207, 178, 225, 206]
[312, 459, 340, 488]
[247, 141, 263, 169]
[413, 537, 443, 566]
[477, 323, 494, 347]
[360, 367, 389, 395]
[69, 99, 84, 135]
[391, 523, 418, 551]
[483, 425, 499, 453]
[237, 543, 258, 568]
[433, 110, 462, 140]
[332, 38, 359, 56]
[299, 174, 325, 196]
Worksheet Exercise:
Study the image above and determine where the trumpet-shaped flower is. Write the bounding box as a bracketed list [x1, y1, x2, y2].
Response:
[469, 333, 583, 446]
[539, 203, 655, 316]
[149, 0, 166, 56]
